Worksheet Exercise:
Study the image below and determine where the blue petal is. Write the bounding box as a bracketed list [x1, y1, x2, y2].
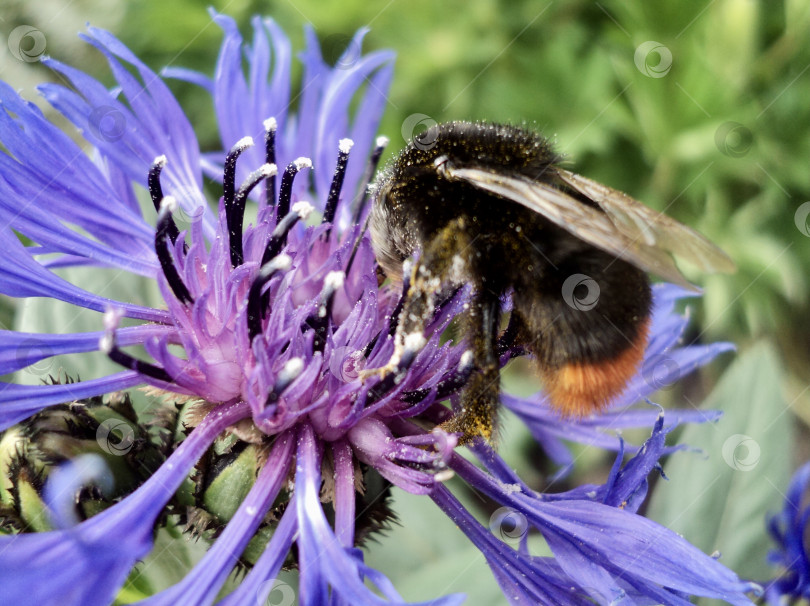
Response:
[0, 325, 173, 375]
[0, 371, 143, 431]
[0, 226, 168, 322]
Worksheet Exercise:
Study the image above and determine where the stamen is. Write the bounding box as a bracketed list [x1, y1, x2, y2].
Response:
[305, 270, 345, 353]
[223, 137, 254, 207]
[403, 349, 474, 404]
[228, 163, 277, 267]
[264, 118, 277, 204]
[100, 310, 174, 383]
[148, 155, 181, 245]
[247, 254, 292, 342]
[322, 138, 354, 227]
[266, 357, 304, 405]
[155, 196, 194, 305]
[363, 262, 412, 357]
[352, 136, 389, 224]
[261, 201, 313, 266]
[365, 332, 425, 406]
[276, 157, 312, 221]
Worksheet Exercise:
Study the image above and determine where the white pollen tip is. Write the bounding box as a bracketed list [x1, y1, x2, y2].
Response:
[338, 138, 354, 154]
[375, 136, 389, 148]
[324, 270, 345, 291]
[292, 201, 314, 220]
[274, 254, 293, 272]
[235, 136, 254, 150]
[294, 157, 312, 170]
[98, 334, 114, 353]
[434, 469, 455, 483]
[460, 350, 473, 369]
[263, 117, 278, 132]
[152, 155, 167, 168]
[103, 307, 123, 331]
[283, 357, 304, 378]
[404, 332, 427, 352]
[259, 163, 278, 177]
[159, 195, 178, 213]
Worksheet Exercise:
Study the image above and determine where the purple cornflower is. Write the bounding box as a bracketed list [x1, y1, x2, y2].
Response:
[764, 461, 810, 603]
[0, 11, 760, 606]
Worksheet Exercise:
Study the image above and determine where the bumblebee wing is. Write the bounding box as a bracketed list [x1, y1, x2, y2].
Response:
[553, 168, 736, 274]
[442, 165, 695, 288]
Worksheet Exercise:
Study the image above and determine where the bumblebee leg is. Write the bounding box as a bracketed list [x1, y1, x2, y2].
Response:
[363, 217, 473, 378]
[439, 292, 501, 444]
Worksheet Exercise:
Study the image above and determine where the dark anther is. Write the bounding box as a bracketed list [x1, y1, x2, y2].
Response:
[101, 327, 174, 384]
[362, 267, 411, 358]
[148, 156, 181, 246]
[402, 351, 474, 404]
[264, 118, 277, 203]
[364, 341, 423, 407]
[155, 197, 194, 305]
[322, 138, 353, 229]
[352, 136, 389, 224]
[304, 271, 344, 353]
[264, 358, 303, 409]
[228, 164, 277, 268]
[261, 202, 312, 266]
[276, 157, 312, 221]
[247, 255, 292, 342]
[223, 137, 253, 209]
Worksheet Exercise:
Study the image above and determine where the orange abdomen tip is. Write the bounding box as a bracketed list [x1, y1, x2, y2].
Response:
[542, 319, 650, 417]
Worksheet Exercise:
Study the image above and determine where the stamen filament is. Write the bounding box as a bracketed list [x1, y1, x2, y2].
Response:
[228, 163, 277, 267]
[276, 157, 312, 221]
[322, 138, 354, 227]
[155, 196, 194, 305]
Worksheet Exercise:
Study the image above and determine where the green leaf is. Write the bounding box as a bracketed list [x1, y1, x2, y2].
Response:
[647, 341, 791, 587]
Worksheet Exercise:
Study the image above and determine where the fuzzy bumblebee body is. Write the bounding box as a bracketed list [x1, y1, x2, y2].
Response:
[369, 122, 733, 443]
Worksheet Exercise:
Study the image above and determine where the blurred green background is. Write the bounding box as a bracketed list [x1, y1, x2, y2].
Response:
[1, 0, 809, 603]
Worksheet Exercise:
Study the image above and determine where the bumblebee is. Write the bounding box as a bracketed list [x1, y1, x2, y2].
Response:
[368, 121, 734, 443]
